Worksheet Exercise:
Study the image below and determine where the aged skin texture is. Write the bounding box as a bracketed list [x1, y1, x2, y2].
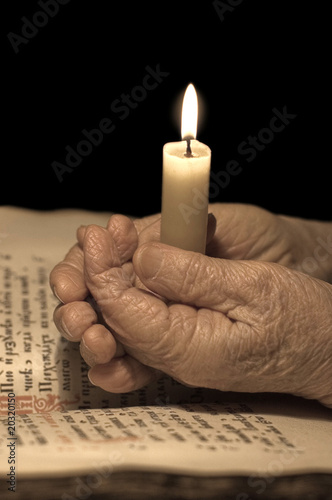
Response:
[50, 204, 332, 407]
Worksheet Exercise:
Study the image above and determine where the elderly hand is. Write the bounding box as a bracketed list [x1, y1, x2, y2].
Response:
[49, 204, 332, 405]
[205, 204, 332, 283]
[80, 219, 332, 408]
[50, 204, 331, 335]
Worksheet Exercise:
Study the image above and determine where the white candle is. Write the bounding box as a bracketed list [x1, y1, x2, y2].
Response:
[161, 84, 211, 253]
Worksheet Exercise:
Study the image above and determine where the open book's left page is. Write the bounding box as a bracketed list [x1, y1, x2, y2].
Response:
[0, 206, 112, 414]
[1, 207, 332, 490]
[0, 207, 220, 415]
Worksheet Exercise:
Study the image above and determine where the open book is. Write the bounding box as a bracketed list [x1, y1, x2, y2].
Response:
[0, 206, 331, 500]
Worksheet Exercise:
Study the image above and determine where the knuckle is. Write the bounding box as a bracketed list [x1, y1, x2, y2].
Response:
[62, 301, 97, 337]
[177, 253, 215, 301]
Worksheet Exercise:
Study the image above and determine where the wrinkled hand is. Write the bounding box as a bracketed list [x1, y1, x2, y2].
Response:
[80, 219, 332, 408]
[50, 211, 215, 362]
[206, 204, 332, 283]
[50, 213, 159, 354]
[50, 203, 330, 342]
[49, 204, 332, 405]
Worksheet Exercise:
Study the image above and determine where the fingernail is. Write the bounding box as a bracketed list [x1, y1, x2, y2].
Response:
[80, 339, 97, 367]
[76, 225, 87, 246]
[137, 244, 163, 280]
[60, 319, 73, 339]
[208, 212, 216, 223]
[52, 286, 64, 304]
[206, 213, 217, 243]
[88, 369, 97, 386]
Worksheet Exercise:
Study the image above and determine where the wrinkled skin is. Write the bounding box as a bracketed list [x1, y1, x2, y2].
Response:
[50, 204, 332, 407]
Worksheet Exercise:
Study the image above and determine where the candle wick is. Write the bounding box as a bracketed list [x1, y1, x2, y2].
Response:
[184, 138, 193, 157]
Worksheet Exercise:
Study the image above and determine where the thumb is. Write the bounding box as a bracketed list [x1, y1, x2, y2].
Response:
[133, 242, 270, 314]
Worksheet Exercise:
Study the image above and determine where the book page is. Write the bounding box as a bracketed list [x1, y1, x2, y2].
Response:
[0, 395, 331, 479]
[0, 206, 220, 415]
[0, 207, 111, 414]
[0, 207, 331, 485]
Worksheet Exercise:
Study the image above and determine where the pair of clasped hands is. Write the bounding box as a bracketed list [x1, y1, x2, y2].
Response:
[50, 204, 332, 408]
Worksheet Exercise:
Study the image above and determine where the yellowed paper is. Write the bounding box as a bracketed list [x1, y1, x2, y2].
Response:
[0, 206, 331, 483]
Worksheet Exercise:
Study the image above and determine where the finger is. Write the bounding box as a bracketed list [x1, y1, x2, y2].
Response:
[80, 324, 125, 366]
[78, 216, 138, 267]
[88, 356, 160, 393]
[50, 243, 88, 303]
[135, 213, 216, 291]
[82, 225, 157, 339]
[83, 224, 171, 347]
[76, 225, 86, 247]
[53, 301, 98, 341]
[106, 214, 138, 264]
[83, 225, 236, 387]
[205, 203, 280, 260]
[133, 242, 272, 316]
[206, 212, 217, 244]
[138, 218, 161, 246]
[83, 224, 122, 278]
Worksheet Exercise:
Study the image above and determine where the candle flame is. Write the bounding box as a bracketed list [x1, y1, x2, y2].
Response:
[181, 84, 198, 140]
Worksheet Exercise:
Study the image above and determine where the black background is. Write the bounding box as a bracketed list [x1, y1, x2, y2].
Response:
[2, 1, 330, 220]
